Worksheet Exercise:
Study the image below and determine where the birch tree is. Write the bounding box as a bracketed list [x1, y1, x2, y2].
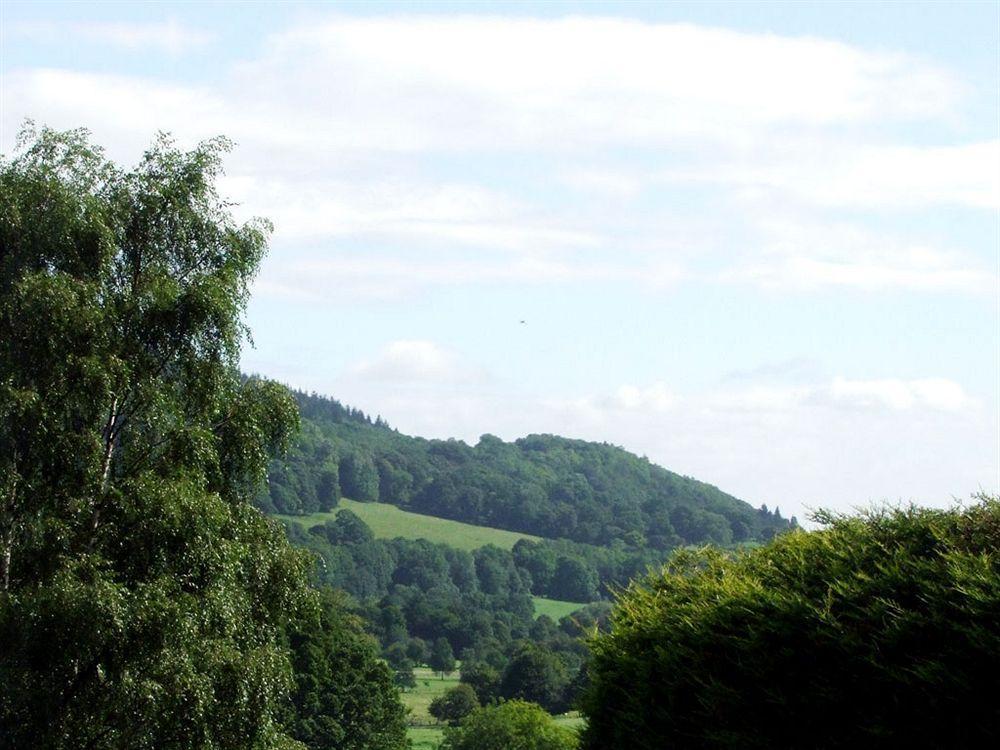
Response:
[0, 125, 309, 749]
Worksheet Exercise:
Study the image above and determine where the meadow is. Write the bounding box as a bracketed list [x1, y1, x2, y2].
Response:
[532, 596, 585, 621]
[280, 498, 541, 551]
[401, 666, 585, 749]
[283, 501, 587, 620]
[402, 667, 460, 749]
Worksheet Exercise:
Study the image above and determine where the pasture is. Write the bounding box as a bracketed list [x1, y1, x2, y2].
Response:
[399, 665, 586, 749]
[401, 666, 460, 749]
[407, 725, 445, 750]
[532, 596, 585, 621]
[281, 498, 541, 550]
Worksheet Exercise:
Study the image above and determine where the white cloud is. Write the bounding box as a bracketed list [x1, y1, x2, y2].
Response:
[250, 16, 961, 152]
[724, 358, 826, 384]
[823, 376, 971, 411]
[220, 174, 602, 249]
[791, 141, 1000, 211]
[604, 383, 678, 412]
[7, 15, 968, 157]
[11, 19, 213, 55]
[710, 376, 973, 413]
[551, 382, 679, 423]
[5, 69, 224, 154]
[666, 140, 1000, 211]
[726, 254, 994, 293]
[709, 385, 812, 412]
[349, 340, 486, 384]
[552, 374, 971, 429]
[3, 13, 993, 303]
[720, 215, 996, 293]
[252, 253, 684, 302]
[559, 169, 643, 198]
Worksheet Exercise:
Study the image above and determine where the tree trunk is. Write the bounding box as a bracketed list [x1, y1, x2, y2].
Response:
[99, 394, 119, 493]
[1, 471, 18, 591]
[0, 525, 11, 591]
[91, 395, 120, 535]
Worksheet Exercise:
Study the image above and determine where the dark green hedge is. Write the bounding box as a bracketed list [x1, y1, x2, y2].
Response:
[582, 496, 1000, 749]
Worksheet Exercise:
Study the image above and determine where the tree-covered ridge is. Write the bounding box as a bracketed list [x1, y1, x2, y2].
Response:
[258, 390, 794, 548]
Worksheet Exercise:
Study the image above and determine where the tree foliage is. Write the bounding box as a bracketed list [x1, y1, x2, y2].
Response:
[282, 511, 595, 698]
[460, 661, 501, 704]
[428, 683, 479, 724]
[0, 125, 405, 750]
[499, 644, 572, 714]
[429, 636, 457, 675]
[441, 700, 578, 750]
[394, 663, 417, 692]
[549, 557, 599, 602]
[339, 451, 379, 503]
[581, 497, 1000, 749]
[283, 588, 407, 750]
[261, 392, 794, 548]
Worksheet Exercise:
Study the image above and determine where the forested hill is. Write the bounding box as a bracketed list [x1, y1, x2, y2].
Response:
[256, 389, 794, 548]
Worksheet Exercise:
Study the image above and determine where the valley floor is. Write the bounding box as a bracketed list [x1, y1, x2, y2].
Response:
[401, 666, 585, 749]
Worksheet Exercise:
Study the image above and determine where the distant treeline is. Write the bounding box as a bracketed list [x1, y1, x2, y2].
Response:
[288, 506, 668, 602]
[257, 390, 795, 548]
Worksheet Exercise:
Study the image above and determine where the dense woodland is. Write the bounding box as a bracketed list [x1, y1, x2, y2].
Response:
[282, 511, 612, 715]
[257, 389, 795, 548]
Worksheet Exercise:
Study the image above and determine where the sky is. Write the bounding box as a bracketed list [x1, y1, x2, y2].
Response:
[2, 0, 998, 522]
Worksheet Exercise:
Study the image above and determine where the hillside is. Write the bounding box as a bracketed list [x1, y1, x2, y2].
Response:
[258, 390, 794, 743]
[256, 389, 794, 549]
[280, 498, 541, 551]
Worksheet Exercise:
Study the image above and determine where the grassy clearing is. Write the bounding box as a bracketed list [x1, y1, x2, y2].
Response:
[553, 711, 587, 731]
[533, 596, 586, 621]
[401, 666, 461, 725]
[400, 667, 585, 749]
[407, 725, 444, 750]
[280, 498, 541, 551]
[400, 666, 460, 749]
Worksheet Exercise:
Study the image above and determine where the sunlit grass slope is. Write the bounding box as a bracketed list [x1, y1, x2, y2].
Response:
[280, 498, 541, 551]
[402, 666, 460, 749]
[401, 666, 584, 748]
[532, 596, 586, 621]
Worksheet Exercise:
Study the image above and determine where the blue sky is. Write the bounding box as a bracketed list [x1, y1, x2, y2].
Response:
[3, 1, 997, 521]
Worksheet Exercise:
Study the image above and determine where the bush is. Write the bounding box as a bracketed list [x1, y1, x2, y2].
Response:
[394, 665, 416, 692]
[441, 700, 578, 750]
[582, 497, 1000, 749]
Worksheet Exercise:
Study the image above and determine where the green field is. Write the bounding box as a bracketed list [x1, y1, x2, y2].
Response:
[400, 666, 585, 749]
[280, 498, 541, 551]
[533, 596, 586, 621]
[407, 725, 444, 750]
[401, 666, 460, 749]
[554, 712, 587, 731]
[407, 713, 585, 749]
[402, 666, 461, 722]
